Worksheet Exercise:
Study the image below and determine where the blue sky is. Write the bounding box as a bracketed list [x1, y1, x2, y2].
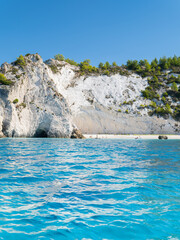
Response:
[1, 0, 180, 66]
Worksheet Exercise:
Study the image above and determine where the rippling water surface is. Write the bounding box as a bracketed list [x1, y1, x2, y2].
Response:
[0, 138, 179, 240]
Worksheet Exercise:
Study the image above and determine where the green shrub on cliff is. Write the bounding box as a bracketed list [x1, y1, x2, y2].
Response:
[54, 53, 78, 66]
[13, 99, 19, 104]
[173, 105, 180, 120]
[65, 58, 78, 66]
[112, 61, 117, 67]
[98, 62, 104, 69]
[54, 54, 65, 61]
[150, 101, 156, 108]
[171, 82, 178, 91]
[15, 55, 26, 66]
[155, 104, 172, 116]
[161, 96, 167, 103]
[163, 92, 168, 97]
[49, 65, 58, 73]
[79, 60, 98, 75]
[151, 58, 158, 68]
[141, 88, 156, 100]
[0, 73, 13, 85]
[126, 60, 139, 71]
[165, 103, 172, 114]
[104, 70, 110, 76]
[104, 61, 111, 69]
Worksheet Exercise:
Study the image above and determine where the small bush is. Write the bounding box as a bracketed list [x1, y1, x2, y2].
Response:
[104, 62, 111, 69]
[171, 82, 178, 91]
[104, 70, 110, 76]
[155, 107, 165, 115]
[54, 54, 65, 61]
[49, 65, 58, 73]
[79, 60, 98, 74]
[125, 109, 129, 113]
[65, 58, 78, 66]
[126, 60, 139, 71]
[13, 99, 19, 104]
[156, 94, 160, 100]
[173, 105, 180, 120]
[161, 96, 167, 103]
[150, 101, 156, 108]
[140, 104, 145, 108]
[162, 92, 168, 97]
[165, 103, 172, 114]
[19, 102, 26, 108]
[155, 104, 172, 117]
[112, 62, 117, 67]
[168, 75, 180, 84]
[15, 55, 26, 66]
[0, 73, 13, 85]
[16, 75, 21, 79]
[98, 62, 104, 69]
[141, 89, 156, 100]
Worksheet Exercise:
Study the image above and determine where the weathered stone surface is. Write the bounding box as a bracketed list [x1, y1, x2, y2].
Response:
[0, 54, 179, 137]
[0, 54, 74, 138]
[71, 128, 85, 139]
[51, 65, 180, 135]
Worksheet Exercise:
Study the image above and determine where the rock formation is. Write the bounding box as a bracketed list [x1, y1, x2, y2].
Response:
[0, 55, 73, 137]
[0, 54, 179, 137]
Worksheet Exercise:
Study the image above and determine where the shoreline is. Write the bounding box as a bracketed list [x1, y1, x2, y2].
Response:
[0, 135, 179, 140]
[84, 134, 180, 139]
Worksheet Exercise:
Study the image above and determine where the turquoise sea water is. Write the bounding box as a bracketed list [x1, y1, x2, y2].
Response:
[0, 138, 179, 240]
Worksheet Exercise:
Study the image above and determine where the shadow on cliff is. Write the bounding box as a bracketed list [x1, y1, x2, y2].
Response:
[33, 129, 48, 138]
[0, 88, 13, 137]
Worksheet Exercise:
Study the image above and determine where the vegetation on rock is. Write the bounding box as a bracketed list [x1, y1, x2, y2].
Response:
[13, 99, 19, 104]
[0, 53, 179, 122]
[15, 55, 26, 67]
[0, 73, 13, 85]
[49, 65, 58, 73]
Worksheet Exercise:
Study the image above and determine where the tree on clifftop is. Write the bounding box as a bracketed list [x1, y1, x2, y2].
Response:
[54, 54, 65, 61]
[15, 55, 26, 66]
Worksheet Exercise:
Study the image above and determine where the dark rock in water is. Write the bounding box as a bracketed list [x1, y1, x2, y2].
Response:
[71, 129, 85, 139]
[158, 135, 168, 140]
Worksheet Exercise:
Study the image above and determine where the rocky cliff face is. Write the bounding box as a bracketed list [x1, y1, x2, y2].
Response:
[0, 55, 73, 137]
[0, 54, 179, 137]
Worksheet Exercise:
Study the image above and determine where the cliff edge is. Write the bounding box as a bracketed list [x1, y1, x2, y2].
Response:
[0, 54, 179, 137]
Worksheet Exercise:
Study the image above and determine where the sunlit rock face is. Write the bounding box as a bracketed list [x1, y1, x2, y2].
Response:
[50, 61, 179, 134]
[0, 55, 73, 137]
[0, 54, 179, 137]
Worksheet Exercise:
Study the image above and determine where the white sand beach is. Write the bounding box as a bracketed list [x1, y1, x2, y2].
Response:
[84, 134, 180, 139]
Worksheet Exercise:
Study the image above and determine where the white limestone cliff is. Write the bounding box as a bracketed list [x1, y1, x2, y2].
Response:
[0, 55, 73, 137]
[0, 54, 179, 137]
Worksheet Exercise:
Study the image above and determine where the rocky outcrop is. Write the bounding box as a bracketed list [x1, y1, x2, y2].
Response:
[0, 54, 179, 137]
[70, 129, 85, 139]
[158, 135, 168, 139]
[50, 63, 180, 135]
[0, 54, 74, 137]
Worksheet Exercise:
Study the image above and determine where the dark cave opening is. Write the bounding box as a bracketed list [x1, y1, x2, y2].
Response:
[34, 129, 48, 138]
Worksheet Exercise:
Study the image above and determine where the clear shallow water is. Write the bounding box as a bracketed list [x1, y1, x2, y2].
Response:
[0, 138, 179, 240]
